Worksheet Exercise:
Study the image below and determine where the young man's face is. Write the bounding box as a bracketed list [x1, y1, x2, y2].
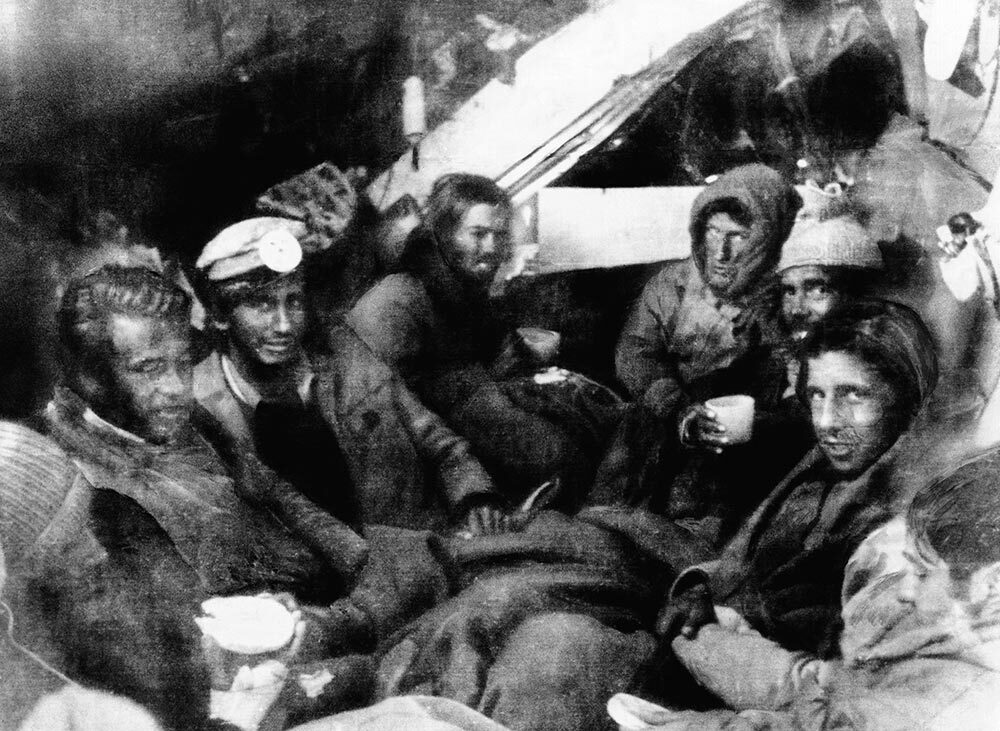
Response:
[224, 275, 307, 368]
[99, 314, 194, 444]
[781, 265, 843, 341]
[701, 212, 762, 298]
[804, 350, 902, 476]
[442, 203, 512, 287]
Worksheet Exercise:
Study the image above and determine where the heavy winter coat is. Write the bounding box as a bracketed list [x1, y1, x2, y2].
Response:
[347, 233, 618, 503]
[669, 441, 916, 657]
[194, 322, 499, 531]
[636, 519, 1000, 730]
[615, 164, 800, 415]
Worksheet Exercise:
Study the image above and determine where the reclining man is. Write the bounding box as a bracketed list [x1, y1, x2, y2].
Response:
[631, 299, 946, 710]
[378, 301, 946, 731]
[192, 216, 507, 535]
[615, 446, 1000, 730]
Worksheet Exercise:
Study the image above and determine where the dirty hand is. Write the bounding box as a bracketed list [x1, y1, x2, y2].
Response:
[679, 403, 730, 453]
[655, 581, 717, 640]
[463, 501, 510, 536]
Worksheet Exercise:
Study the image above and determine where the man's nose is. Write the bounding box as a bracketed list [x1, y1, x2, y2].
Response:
[478, 232, 498, 256]
[815, 396, 840, 431]
[273, 304, 293, 333]
[715, 238, 733, 262]
[158, 366, 188, 398]
[788, 293, 808, 316]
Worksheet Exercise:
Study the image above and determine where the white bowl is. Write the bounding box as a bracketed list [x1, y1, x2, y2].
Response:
[195, 595, 296, 655]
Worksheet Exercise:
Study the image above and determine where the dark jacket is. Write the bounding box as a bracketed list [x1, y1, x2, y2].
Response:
[42, 386, 348, 603]
[672, 439, 919, 658]
[194, 322, 500, 531]
[347, 234, 607, 502]
[39, 387, 453, 669]
[591, 339, 813, 547]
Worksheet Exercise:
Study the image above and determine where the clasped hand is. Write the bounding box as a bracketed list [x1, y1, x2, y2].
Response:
[679, 404, 730, 454]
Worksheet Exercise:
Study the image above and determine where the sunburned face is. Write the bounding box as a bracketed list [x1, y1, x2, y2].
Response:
[99, 314, 194, 444]
[442, 203, 512, 287]
[781, 265, 843, 341]
[804, 350, 902, 476]
[224, 275, 307, 368]
[701, 212, 764, 298]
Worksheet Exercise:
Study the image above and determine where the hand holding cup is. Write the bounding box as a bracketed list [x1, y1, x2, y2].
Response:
[681, 395, 755, 453]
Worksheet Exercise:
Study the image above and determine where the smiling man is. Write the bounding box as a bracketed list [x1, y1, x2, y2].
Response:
[47, 264, 367, 596]
[193, 216, 506, 535]
[778, 215, 882, 343]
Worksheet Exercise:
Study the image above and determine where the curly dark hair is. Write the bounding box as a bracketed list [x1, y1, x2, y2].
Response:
[57, 265, 189, 377]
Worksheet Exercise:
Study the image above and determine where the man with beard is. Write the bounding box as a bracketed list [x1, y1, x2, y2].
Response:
[348, 174, 621, 508]
[774, 213, 883, 398]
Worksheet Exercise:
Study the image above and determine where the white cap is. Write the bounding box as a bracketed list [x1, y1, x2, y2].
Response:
[196, 217, 305, 281]
[778, 215, 883, 273]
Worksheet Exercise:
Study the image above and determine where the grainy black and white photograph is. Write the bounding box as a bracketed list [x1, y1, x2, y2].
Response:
[2, 0, 1000, 728]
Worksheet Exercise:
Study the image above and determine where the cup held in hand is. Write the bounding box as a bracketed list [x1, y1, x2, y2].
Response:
[196, 595, 298, 690]
[705, 395, 755, 444]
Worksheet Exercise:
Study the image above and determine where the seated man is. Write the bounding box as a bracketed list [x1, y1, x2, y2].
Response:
[590, 213, 880, 544]
[192, 216, 505, 534]
[42, 264, 451, 661]
[348, 173, 621, 508]
[615, 447, 1000, 730]
[595, 165, 799, 542]
[615, 163, 801, 418]
[637, 300, 943, 706]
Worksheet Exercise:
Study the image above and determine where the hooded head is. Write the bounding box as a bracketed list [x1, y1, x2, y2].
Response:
[689, 164, 802, 300]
